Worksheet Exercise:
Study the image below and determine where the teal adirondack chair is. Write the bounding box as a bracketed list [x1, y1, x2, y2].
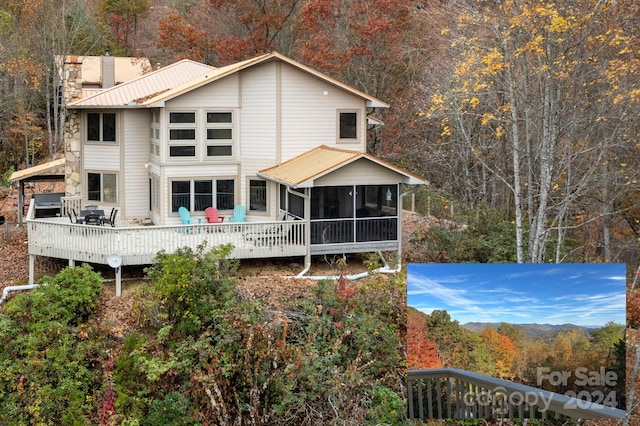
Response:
[178, 206, 191, 224]
[231, 205, 246, 223]
[178, 206, 192, 233]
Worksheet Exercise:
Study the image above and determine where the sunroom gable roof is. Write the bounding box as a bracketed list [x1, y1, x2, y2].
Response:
[257, 145, 425, 188]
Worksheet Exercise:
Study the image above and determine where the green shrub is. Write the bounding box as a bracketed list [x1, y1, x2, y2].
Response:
[139, 244, 238, 336]
[3, 264, 103, 327]
[0, 265, 106, 425]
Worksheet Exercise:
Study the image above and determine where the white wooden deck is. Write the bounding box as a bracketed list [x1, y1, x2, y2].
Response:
[28, 217, 307, 266]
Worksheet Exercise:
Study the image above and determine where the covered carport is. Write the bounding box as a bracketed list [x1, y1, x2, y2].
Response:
[9, 158, 65, 223]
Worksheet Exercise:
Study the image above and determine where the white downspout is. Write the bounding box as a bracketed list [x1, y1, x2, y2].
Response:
[290, 251, 400, 281]
[285, 186, 312, 278]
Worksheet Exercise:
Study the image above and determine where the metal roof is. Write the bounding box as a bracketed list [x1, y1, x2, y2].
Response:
[257, 145, 425, 188]
[67, 59, 216, 108]
[9, 158, 65, 182]
[67, 52, 389, 109]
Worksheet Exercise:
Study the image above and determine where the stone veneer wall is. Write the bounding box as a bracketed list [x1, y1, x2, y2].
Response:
[63, 56, 83, 197]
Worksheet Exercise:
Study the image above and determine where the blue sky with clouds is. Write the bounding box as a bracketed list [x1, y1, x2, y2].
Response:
[407, 263, 626, 327]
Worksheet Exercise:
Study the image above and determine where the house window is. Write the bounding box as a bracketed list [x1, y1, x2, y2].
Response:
[206, 111, 234, 158]
[171, 178, 235, 213]
[169, 111, 196, 158]
[338, 111, 358, 141]
[150, 175, 159, 211]
[150, 111, 160, 157]
[249, 179, 267, 212]
[87, 112, 116, 142]
[87, 172, 117, 203]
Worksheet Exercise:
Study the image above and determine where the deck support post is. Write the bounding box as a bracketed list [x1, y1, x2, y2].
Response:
[29, 254, 35, 285]
[115, 266, 122, 297]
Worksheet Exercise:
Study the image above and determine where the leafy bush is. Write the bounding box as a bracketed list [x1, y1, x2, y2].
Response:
[0, 265, 106, 424]
[3, 264, 103, 327]
[138, 243, 238, 336]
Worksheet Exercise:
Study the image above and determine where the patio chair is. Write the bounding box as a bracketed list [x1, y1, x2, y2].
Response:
[68, 209, 84, 224]
[178, 206, 191, 224]
[229, 205, 246, 223]
[205, 207, 224, 223]
[244, 222, 293, 247]
[101, 208, 118, 227]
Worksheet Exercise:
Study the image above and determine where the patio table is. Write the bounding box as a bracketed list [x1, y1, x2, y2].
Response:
[80, 209, 105, 226]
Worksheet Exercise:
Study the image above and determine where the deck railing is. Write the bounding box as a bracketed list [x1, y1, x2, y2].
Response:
[310, 217, 397, 244]
[27, 214, 307, 267]
[407, 369, 626, 421]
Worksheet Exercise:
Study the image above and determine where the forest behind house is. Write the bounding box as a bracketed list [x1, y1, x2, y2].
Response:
[1, 0, 639, 423]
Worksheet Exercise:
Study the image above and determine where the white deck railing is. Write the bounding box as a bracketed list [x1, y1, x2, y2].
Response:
[407, 369, 626, 420]
[28, 214, 306, 266]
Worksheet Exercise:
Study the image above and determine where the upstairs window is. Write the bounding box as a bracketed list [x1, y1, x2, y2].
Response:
[338, 111, 358, 141]
[87, 112, 116, 142]
[169, 111, 196, 158]
[206, 111, 234, 158]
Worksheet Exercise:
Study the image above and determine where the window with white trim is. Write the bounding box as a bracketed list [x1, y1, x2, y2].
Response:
[150, 111, 160, 157]
[87, 112, 116, 142]
[171, 178, 235, 213]
[206, 111, 234, 158]
[338, 111, 358, 142]
[150, 175, 159, 211]
[87, 172, 117, 203]
[168, 111, 196, 157]
[249, 179, 267, 212]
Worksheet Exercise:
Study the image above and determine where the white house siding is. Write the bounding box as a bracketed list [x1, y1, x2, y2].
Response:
[84, 144, 121, 170]
[239, 62, 278, 163]
[122, 109, 152, 220]
[279, 64, 366, 160]
[167, 74, 240, 109]
[315, 159, 401, 186]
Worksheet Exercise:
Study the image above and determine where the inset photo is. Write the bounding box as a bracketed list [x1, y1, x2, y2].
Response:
[406, 263, 627, 421]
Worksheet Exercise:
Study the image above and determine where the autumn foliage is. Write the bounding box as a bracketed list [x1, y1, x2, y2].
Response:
[407, 308, 442, 369]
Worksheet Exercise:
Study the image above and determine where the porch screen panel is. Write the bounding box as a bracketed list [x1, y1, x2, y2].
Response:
[355, 185, 397, 217]
[311, 186, 353, 219]
[280, 186, 305, 219]
[311, 220, 354, 244]
[356, 218, 397, 242]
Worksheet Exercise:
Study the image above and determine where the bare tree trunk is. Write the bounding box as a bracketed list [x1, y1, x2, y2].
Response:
[506, 65, 524, 263]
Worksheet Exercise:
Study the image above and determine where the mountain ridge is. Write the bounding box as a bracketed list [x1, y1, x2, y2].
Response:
[461, 322, 599, 335]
